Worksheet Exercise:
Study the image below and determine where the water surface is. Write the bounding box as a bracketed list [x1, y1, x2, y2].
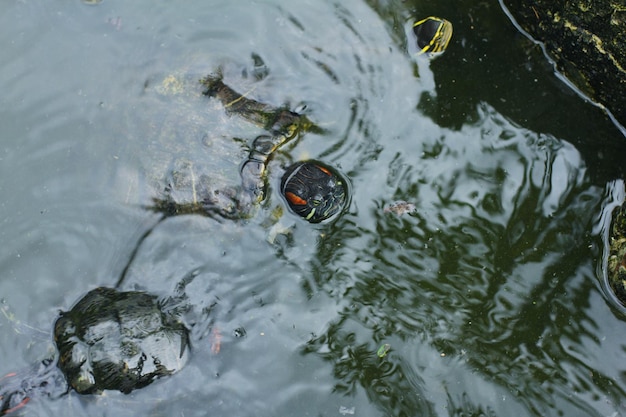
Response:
[1, 0, 626, 416]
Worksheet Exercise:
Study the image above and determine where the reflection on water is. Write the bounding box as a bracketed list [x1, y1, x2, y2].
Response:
[1, 0, 626, 416]
[302, 101, 625, 415]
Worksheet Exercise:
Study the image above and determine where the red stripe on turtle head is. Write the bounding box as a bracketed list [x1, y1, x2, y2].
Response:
[316, 165, 332, 176]
[286, 192, 307, 205]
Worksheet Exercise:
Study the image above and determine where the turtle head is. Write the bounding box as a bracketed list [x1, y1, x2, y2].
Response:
[280, 161, 348, 223]
[412, 16, 453, 55]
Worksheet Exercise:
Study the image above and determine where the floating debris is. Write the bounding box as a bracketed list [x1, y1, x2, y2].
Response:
[377, 343, 391, 358]
[209, 327, 222, 354]
[384, 201, 417, 216]
[106, 16, 122, 31]
[339, 406, 356, 415]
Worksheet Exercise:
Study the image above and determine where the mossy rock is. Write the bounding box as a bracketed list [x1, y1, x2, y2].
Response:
[502, 0, 626, 127]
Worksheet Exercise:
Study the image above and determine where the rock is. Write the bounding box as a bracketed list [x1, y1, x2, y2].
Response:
[502, 0, 626, 128]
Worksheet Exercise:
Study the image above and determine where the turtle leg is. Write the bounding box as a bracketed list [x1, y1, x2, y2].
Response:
[240, 159, 266, 205]
[201, 74, 306, 135]
[237, 133, 281, 212]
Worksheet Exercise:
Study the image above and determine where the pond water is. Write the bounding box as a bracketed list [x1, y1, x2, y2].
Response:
[1, 0, 626, 416]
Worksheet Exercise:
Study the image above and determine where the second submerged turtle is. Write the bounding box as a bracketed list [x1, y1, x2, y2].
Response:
[0, 287, 189, 415]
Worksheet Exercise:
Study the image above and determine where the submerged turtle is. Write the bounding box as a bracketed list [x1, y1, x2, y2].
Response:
[133, 67, 348, 224]
[0, 287, 189, 415]
[0, 70, 351, 413]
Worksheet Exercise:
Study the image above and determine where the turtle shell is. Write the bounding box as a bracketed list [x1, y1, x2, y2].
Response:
[53, 287, 189, 395]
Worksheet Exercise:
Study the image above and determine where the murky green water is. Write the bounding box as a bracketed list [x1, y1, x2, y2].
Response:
[1, 0, 626, 416]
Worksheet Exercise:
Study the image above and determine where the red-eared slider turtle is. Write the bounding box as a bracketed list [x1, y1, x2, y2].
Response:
[0, 287, 189, 415]
[143, 71, 348, 224]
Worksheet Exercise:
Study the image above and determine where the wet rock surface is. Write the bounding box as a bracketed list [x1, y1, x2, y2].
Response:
[502, 0, 626, 128]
